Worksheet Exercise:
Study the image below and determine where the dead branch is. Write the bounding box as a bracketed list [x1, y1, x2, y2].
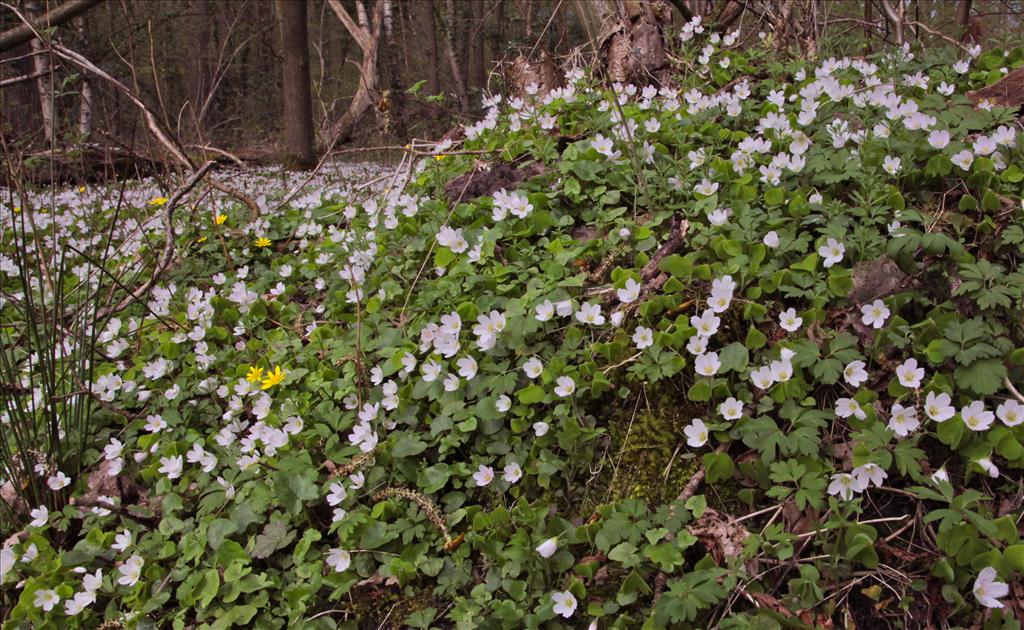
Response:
[676, 443, 728, 504]
[210, 179, 261, 220]
[906, 20, 971, 52]
[0, 68, 49, 87]
[0, 0, 103, 52]
[93, 161, 216, 321]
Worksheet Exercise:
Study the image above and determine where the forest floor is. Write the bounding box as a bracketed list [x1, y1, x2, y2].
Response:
[2, 160, 399, 221]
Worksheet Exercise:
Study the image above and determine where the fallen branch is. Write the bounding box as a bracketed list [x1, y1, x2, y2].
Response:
[676, 442, 729, 504]
[643, 217, 689, 280]
[210, 179, 261, 220]
[0, 68, 48, 87]
[0, 0, 103, 52]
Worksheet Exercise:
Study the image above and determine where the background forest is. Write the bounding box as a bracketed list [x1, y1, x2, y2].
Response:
[2, 1, 1024, 629]
[2, 0, 1023, 176]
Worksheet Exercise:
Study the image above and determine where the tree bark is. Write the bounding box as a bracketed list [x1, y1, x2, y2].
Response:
[276, 0, 316, 170]
[770, 0, 818, 58]
[0, 0, 104, 53]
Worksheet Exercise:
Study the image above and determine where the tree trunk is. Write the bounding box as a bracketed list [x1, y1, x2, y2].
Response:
[469, 0, 486, 95]
[571, 0, 617, 51]
[327, 0, 383, 144]
[491, 0, 505, 69]
[75, 16, 93, 139]
[380, 0, 406, 138]
[418, 0, 440, 95]
[276, 0, 316, 170]
[443, 0, 469, 113]
[583, 0, 671, 86]
[863, 0, 873, 53]
[188, 0, 213, 130]
[955, 0, 973, 40]
[770, 0, 818, 58]
[879, 0, 904, 46]
[25, 1, 55, 143]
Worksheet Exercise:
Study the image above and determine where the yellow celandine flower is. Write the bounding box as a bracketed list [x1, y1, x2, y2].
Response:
[246, 366, 264, 383]
[148, 197, 169, 206]
[255, 237, 271, 248]
[78, 186, 86, 193]
[197, 236, 207, 243]
[434, 155, 446, 161]
[261, 365, 286, 390]
[215, 214, 227, 225]
[13, 206, 20, 213]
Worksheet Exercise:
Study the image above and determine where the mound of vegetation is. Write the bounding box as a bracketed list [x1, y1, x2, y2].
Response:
[2, 25, 1023, 629]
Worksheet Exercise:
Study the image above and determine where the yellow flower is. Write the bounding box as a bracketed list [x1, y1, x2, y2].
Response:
[148, 196, 168, 206]
[255, 237, 271, 248]
[261, 365, 285, 390]
[78, 186, 86, 193]
[246, 366, 264, 383]
[197, 236, 208, 243]
[434, 155, 446, 161]
[12, 206, 20, 214]
[215, 214, 227, 225]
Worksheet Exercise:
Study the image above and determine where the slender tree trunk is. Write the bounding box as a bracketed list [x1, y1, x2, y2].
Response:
[955, 0, 972, 38]
[188, 0, 213, 130]
[327, 0, 383, 144]
[419, 0, 440, 95]
[572, 0, 616, 50]
[380, 0, 406, 138]
[75, 16, 92, 139]
[276, 0, 316, 170]
[863, 0, 874, 53]
[492, 0, 505, 69]
[443, 0, 469, 113]
[879, 0, 904, 45]
[25, 0, 55, 144]
[469, 0, 486, 95]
